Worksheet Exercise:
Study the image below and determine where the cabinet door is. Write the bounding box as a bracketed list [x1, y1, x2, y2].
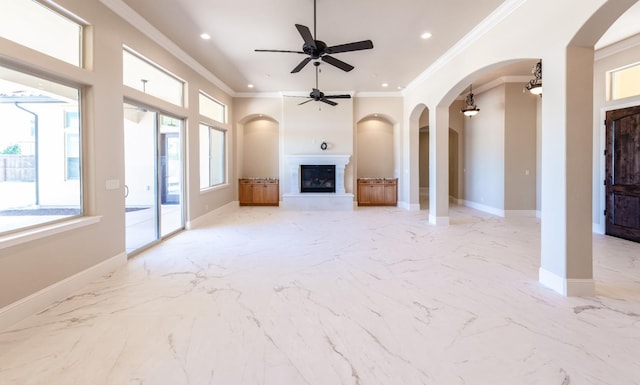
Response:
[358, 182, 371, 205]
[384, 181, 397, 205]
[370, 181, 385, 203]
[252, 181, 266, 203]
[264, 181, 279, 205]
[239, 180, 253, 205]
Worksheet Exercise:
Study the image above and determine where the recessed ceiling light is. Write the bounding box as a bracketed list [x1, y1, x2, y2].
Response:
[421, 32, 432, 40]
[247, 84, 254, 88]
[200, 33, 211, 40]
[381, 83, 389, 88]
[397, 86, 404, 90]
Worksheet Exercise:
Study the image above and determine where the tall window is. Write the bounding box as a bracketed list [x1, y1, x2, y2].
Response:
[123, 48, 185, 107]
[0, 65, 82, 234]
[0, 0, 83, 67]
[199, 124, 226, 189]
[199, 92, 226, 123]
[610, 62, 640, 100]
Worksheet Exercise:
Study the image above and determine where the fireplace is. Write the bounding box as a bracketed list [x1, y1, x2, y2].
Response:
[301, 165, 335, 193]
[283, 154, 353, 210]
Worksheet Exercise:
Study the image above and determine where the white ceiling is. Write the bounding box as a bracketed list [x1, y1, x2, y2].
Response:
[117, 0, 640, 96]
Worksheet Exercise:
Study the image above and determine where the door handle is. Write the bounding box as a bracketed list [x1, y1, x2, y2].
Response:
[124, 184, 129, 198]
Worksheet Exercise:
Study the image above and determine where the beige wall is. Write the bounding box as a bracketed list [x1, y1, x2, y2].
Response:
[464, 85, 506, 210]
[241, 118, 279, 179]
[504, 83, 537, 211]
[356, 117, 394, 178]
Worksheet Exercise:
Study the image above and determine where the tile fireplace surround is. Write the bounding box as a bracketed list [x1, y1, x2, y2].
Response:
[282, 154, 354, 210]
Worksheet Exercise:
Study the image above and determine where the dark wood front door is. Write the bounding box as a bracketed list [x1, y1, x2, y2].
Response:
[605, 105, 640, 242]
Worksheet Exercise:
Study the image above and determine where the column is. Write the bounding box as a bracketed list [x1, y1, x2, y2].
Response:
[539, 47, 595, 296]
[428, 106, 450, 225]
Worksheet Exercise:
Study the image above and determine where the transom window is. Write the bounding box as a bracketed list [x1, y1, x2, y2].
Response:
[609, 62, 640, 100]
[199, 91, 226, 123]
[0, 0, 83, 67]
[0, 65, 82, 234]
[123, 48, 185, 107]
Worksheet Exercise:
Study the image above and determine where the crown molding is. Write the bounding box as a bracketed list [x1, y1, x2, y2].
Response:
[595, 33, 640, 61]
[99, 0, 236, 97]
[455, 76, 531, 100]
[355, 91, 403, 98]
[404, 0, 527, 94]
[234, 92, 283, 98]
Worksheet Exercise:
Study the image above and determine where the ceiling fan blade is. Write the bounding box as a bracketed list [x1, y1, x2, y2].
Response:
[291, 57, 312, 73]
[326, 40, 374, 54]
[320, 98, 338, 106]
[321, 55, 354, 72]
[295, 24, 316, 49]
[298, 99, 313, 105]
[255, 49, 305, 54]
[325, 94, 351, 99]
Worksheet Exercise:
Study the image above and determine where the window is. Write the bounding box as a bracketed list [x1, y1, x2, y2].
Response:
[0, 0, 82, 67]
[610, 62, 640, 100]
[199, 91, 226, 123]
[0, 65, 82, 234]
[199, 124, 226, 189]
[123, 48, 185, 107]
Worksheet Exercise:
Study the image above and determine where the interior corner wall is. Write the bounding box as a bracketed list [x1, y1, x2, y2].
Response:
[464, 85, 505, 211]
[449, 100, 465, 200]
[504, 83, 537, 211]
[419, 129, 429, 192]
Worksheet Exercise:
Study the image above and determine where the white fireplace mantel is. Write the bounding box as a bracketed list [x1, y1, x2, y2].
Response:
[282, 154, 353, 210]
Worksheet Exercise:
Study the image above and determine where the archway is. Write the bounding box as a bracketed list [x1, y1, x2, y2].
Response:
[237, 114, 280, 179]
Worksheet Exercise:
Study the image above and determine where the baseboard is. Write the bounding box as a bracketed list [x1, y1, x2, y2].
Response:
[428, 214, 450, 226]
[186, 201, 239, 229]
[0, 252, 127, 331]
[504, 210, 537, 217]
[538, 268, 595, 297]
[449, 196, 464, 205]
[398, 201, 420, 211]
[463, 200, 504, 217]
[593, 222, 605, 235]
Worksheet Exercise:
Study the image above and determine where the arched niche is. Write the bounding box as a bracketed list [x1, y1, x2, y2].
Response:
[356, 114, 395, 179]
[237, 114, 280, 179]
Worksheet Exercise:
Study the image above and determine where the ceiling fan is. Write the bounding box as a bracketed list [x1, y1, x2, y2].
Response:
[255, 0, 374, 74]
[294, 62, 351, 106]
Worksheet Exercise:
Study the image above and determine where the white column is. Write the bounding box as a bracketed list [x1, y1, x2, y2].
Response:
[539, 47, 594, 296]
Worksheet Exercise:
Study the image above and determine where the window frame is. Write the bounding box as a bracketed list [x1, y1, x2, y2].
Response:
[0, 63, 85, 237]
[199, 91, 227, 124]
[199, 123, 227, 190]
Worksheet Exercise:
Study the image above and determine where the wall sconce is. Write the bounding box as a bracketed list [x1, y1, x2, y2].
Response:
[461, 85, 480, 117]
[525, 60, 542, 95]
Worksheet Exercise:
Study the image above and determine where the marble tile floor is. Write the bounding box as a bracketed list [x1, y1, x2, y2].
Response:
[1, 205, 640, 385]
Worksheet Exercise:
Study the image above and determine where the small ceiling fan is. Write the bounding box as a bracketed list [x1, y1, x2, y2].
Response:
[293, 62, 351, 106]
[255, 0, 374, 74]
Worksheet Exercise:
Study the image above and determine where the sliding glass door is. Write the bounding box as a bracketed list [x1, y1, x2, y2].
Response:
[124, 103, 183, 254]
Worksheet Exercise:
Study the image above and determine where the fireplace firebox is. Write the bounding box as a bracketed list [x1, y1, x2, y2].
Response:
[300, 165, 336, 193]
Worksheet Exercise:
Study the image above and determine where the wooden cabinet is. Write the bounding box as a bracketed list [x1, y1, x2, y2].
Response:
[357, 178, 397, 206]
[239, 179, 279, 206]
